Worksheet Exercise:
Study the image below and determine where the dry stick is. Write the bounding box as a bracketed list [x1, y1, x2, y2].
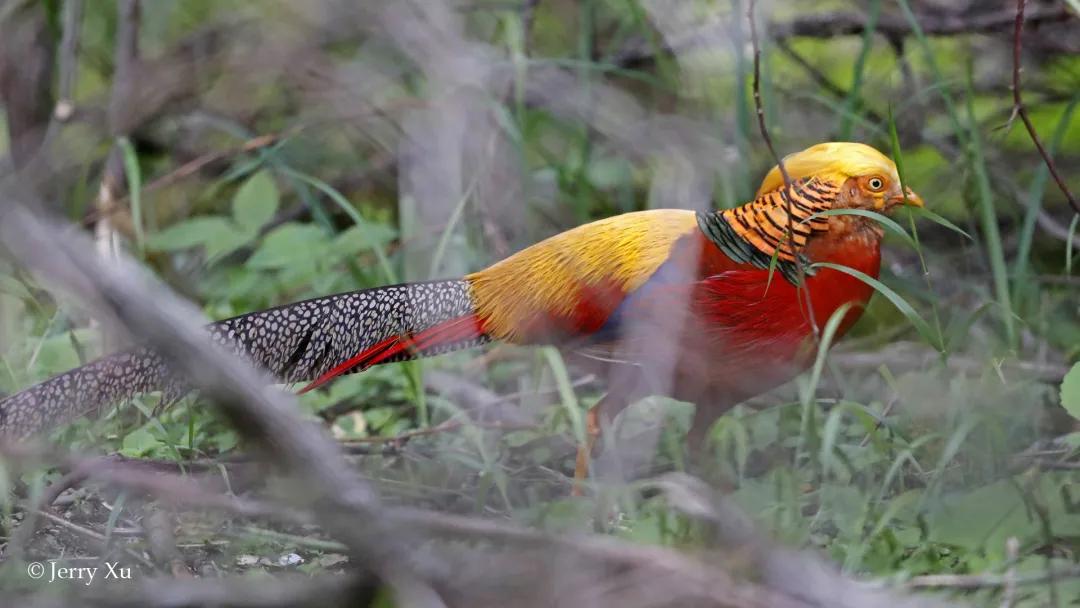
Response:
[94, 0, 141, 262]
[905, 564, 1080, 590]
[1012, 0, 1078, 216]
[11, 451, 811, 608]
[33, 510, 156, 570]
[0, 206, 442, 604]
[746, 0, 820, 339]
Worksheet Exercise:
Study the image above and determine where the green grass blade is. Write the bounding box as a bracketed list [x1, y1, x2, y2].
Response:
[811, 262, 942, 351]
[802, 208, 918, 250]
[905, 207, 972, 240]
[541, 347, 584, 446]
[838, 0, 881, 139]
[807, 302, 854, 476]
[894, 0, 966, 141]
[1013, 97, 1078, 289]
[429, 174, 480, 280]
[279, 167, 398, 284]
[1068, 215, 1078, 276]
[117, 137, 144, 255]
[963, 69, 1015, 348]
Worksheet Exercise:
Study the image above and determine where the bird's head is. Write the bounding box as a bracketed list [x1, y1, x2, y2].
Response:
[757, 142, 924, 212]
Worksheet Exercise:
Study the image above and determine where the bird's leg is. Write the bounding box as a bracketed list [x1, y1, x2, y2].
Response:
[571, 386, 635, 496]
[687, 404, 721, 455]
[571, 405, 601, 496]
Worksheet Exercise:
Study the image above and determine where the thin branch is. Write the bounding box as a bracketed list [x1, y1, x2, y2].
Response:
[747, 0, 819, 338]
[905, 564, 1080, 590]
[33, 509, 156, 570]
[615, 6, 1073, 69]
[1011, 0, 1078, 215]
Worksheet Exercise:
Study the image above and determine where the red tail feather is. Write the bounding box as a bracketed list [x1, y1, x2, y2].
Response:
[298, 315, 484, 395]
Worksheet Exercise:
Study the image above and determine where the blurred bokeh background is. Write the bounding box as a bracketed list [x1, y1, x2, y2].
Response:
[0, 1, 1078, 606]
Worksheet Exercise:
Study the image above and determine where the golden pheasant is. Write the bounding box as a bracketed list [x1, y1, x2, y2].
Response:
[0, 142, 923, 486]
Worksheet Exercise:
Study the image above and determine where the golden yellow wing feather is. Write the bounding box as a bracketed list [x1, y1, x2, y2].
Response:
[467, 209, 698, 341]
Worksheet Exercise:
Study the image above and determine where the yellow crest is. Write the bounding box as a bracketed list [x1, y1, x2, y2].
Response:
[756, 142, 900, 196]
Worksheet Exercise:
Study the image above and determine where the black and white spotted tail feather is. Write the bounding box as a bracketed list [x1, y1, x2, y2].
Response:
[0, 279, 483, 440]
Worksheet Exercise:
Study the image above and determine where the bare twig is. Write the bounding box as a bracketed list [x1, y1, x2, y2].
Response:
[33, 510, 156, 570]
[1011, 0, 1078, 215]
[746, 0, 818, 338]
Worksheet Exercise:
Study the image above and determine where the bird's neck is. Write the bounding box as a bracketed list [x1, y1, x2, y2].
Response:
[696, 177, 842, 284]
[802, 213, 885, 271]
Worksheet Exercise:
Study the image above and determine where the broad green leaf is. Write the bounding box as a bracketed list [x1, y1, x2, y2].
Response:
[150, 217, 238, 252]
[279, 167, 397, 283]
[247, 223, 326, 270]
[232, 170, 280, 233]
[334, 223, 398, 255]
[925, 480, 1032, 553]
[1062, 363, 1080, 421]
[120, 427, 162, 458]
[35, 329, 99, 375]
[151, 216, 250, 263]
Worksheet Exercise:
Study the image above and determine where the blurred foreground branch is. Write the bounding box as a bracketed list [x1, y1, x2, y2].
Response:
[0, 195, 953, 606]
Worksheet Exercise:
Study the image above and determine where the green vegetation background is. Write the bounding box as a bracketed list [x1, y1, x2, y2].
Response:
[0, 1, 1078, 605]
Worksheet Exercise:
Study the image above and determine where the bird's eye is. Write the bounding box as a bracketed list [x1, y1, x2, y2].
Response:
[867, 177, 885, 191]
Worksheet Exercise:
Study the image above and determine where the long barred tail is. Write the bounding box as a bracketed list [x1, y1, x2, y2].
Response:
[0, 279, 485, 441]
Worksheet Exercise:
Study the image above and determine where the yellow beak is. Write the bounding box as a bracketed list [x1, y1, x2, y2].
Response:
[891, 186, 924, 208]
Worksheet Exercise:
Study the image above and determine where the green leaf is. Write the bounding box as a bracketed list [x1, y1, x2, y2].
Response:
[334, 223, 398, 256]
[925, 479, 1033, 553]
[279, 167, 397, 283]
[247, 223, 326, 270]
[906, 207, 972, 240]
[1062, 363, 1080, 421]
[120, 427, 163, 458]
[0, 275, 32, 301]
[149, 217, 250, 262]
[117, 137, 145, 254]
[150, 217, 234, 251]
[801, 209, 917, 250]
[811, 262, 942, 351]
[232, 170, 280, 233]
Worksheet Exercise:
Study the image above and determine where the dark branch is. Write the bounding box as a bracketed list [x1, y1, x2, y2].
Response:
[746, 0, 818, 338]
[615, 5, 1073, 69]
[1011, 0, 1078, 216]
